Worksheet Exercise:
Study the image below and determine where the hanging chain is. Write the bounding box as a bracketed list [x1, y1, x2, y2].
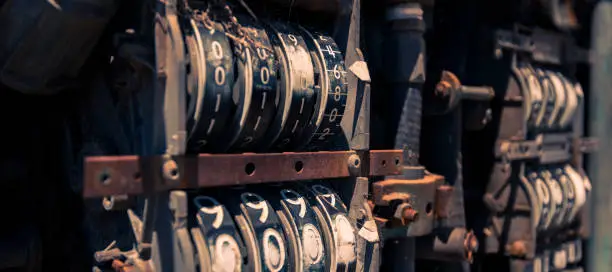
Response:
[181, 1, 274, 58]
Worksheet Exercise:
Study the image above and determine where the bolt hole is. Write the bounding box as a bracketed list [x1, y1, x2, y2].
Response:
[170, 168, 179, 178]
[394, 157, 400, 166]
[426, 202, 433, 215]
[99, 172, 111, 186]
[245, 163, 256, 176]
[353, 159, 360, 167]
[381, 160, 387, 167]
[294, 161, 304, 173]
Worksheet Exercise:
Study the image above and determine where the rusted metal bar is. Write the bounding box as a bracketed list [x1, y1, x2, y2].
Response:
[369, 149, 403, 176]
[83, 150, 403, 198]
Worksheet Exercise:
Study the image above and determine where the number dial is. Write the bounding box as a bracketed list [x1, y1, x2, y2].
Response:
[293, 28, 348, 150]
[517, 65, 543, 128]
[279, 188, 327, 271]
[259, 22, 318, 151]
[229, 17, 280, 152]
[554, 167, 575, 226]
[192, 196, 247, 272]
[187, 21, 235, 152]
[302, 184, 357, 271]
[533, 68, 556, 130]
[548, 167, 571, 227]
[528, 169, 553, 231]
[564, 165, 587, 223]
[557, 73, 579, 128]
[211, 30, 253, 152]
[546, 71, 568, 128]
[235, 192, 290, 272]
[541, 169, 565, 229]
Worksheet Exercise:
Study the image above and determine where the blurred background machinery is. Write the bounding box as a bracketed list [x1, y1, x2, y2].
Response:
[0, 0, 606, 271]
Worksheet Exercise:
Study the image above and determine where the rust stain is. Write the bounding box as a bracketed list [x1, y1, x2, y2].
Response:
[434, 185, 453, 219]
[371, 174, 443, 206]
[83, 150, 405, 198]
[369, 149, 403, 176]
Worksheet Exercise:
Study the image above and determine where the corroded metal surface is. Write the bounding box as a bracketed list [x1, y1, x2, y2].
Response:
[369, 149, 404, 176]
[83, 150, 403, 197]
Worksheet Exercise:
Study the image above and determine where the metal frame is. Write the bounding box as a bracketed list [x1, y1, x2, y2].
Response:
[83, 149, 404, 197]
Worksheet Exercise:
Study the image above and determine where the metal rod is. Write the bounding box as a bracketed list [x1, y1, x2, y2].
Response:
[459, 85, 494, 101]
[588, 1, 612, 272]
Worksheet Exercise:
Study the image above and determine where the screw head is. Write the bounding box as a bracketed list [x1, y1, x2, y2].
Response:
[162, 160, 180, 182]
[347, 154, 361, 173]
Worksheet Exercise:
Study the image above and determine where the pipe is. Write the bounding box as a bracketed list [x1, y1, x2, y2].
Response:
[587, 1, 612, 272]
[381, 3, 426, 271]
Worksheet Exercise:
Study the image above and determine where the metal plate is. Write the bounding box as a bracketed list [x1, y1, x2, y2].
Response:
[83, 150, 404, 197]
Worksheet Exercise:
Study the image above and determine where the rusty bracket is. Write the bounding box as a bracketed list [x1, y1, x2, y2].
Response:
[83, 150, 403, 198]
[370, 172, 445, 237]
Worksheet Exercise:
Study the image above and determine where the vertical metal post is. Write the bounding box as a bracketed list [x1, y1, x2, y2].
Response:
[382, 3, 426, 271]
[588, 1, 612, 271]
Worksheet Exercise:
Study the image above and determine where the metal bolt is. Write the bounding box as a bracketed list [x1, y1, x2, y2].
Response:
[464, 231, 479, 262]
[347, 154, 361, 174]
[506, 240, 527, 257]
[394, 203, 418, 225]
[162, 159, 180, 182]
[435, 81, 451, 97]
[402, 206, 419, 223]
[102, 195, 132, 211]
[494, 47, 503, 59]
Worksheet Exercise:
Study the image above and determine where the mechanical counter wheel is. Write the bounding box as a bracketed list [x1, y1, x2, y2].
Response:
[191, 195, 248, 272]
[173, 5, 350, 154]
[300, 184, 358, 271]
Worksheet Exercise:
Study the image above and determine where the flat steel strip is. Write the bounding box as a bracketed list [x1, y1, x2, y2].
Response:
[369, 150, 403, 176]
[84, 150, 404, 198]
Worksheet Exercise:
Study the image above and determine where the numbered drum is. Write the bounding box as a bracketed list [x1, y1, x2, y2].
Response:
[185, 19, 236, 152]
[556, 73, 579, 129]
[517, 65, 544, 129]
[528, 169, 553, 230]
[540, 169, 565, 229]
[228, 16, 280, 152]
[301, 184, 357, 271]
[259, 22, 318, 151]
[191, 195, 248, 272]
[294, 28, 348, 150]
[552, 166, 573, 226]
[564, 165, 587, 223]
[544, 71, 567, 129]
[263, 184, 329, 272]
[227, 190, 291, 272]
[533, 68, 557, 131]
